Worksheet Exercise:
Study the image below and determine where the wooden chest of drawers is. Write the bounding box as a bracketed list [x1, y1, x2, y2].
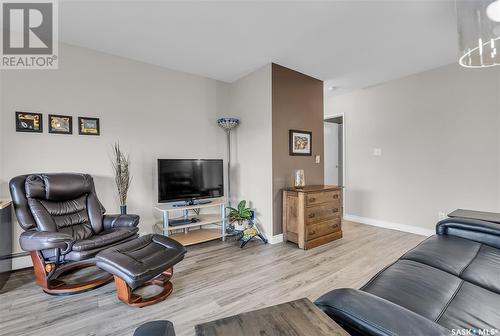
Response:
[282, 185, 342, 250]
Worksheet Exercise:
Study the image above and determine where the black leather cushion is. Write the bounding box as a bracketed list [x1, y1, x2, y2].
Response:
[21, 173, 105, 238]
[461, 244, 500, 294]
[437, 217, 500, 249]
[9, 175, 37, 230]
[315, 288, 449, 336]
[437, 282, 500, 331]
[361, 260, 462, 321]
[25, 174, 93, 201]
[96, 234, 187, 289]
[402, 235, 481, 276]
[64, 233, 138, 261]
[72, 227, 139, 252]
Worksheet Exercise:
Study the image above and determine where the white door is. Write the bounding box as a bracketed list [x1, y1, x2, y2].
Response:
[324, 122, 339, 185]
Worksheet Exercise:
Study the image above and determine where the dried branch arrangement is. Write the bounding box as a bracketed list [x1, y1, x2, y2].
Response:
[111, 142, 131, 207]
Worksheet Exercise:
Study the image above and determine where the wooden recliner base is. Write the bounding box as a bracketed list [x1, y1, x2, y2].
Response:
[31, 251, 113, 295]
[114, 268, 174, 308]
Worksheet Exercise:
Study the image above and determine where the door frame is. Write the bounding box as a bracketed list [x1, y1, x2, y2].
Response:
[324, 112, 346, 218]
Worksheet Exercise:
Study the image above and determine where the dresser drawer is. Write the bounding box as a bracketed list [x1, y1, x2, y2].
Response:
[305, 203, 341, 224]
[306, 190, 340, 207]
[307, 219, 341, 240]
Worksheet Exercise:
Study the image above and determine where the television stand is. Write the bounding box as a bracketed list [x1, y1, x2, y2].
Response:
[154, 197, 226, 246]
[172, 199, 212, 207]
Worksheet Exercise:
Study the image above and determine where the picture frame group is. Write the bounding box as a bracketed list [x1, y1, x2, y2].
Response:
[15, 112, 100, 136]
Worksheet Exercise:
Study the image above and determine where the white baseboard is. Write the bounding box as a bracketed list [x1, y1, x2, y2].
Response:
[268, 234, 283, 244]
[12, 255, 32, 270]
[344, 214, 434, 237]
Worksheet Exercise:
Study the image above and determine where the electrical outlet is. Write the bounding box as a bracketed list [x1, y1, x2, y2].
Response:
[315, 155, 321, 164]
[438, 212, 447, 221]
[373, 148, 382, 156]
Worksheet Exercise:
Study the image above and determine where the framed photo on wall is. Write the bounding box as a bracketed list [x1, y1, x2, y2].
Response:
[289, 129, 312, 156]
[49, 114, 73, 134]
[78, 117, 100, 135]
[15, 112, 43, 133]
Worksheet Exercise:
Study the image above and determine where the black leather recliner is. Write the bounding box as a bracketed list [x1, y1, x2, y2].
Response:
[315, 217, 500, 335]
[10, 173, 140, 294]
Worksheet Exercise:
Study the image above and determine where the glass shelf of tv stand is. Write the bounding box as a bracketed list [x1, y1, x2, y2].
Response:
[158, 213, 225, 231]
[155, 197, 226, 212]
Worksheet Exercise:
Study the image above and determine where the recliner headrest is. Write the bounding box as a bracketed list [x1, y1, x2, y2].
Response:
[25, 173, 94, 201]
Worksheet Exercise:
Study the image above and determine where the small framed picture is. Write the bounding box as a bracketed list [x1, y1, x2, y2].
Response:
[16, 112, 43, 133]
[78, 117, 100, 136]
[289, 129, 312, 156]
[49, 114, 72, 134]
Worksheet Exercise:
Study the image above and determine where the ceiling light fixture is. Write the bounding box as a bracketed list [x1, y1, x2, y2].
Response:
[456, 0, 500, 68]
[487, 0, 500, 22]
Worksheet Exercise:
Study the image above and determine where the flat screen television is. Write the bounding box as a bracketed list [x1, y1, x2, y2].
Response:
[157, 159, 224, 203]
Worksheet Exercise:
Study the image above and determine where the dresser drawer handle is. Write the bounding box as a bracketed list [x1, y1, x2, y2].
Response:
[333, 194, 339, 199]
[332, 208, 339, 213]
[309, 197, 316, 202]
[308, 213, 316, 219]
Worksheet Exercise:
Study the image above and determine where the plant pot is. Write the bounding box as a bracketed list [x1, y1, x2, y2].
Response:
[120, 205, 127, 215]
[234, 220, 246, 231]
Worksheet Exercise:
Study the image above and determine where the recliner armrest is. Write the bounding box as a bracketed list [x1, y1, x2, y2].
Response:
[436, 217, 500, 248]
[103, 214, 140, 230]
[19, 231, 74, 255]
[315, 289, 448, 336]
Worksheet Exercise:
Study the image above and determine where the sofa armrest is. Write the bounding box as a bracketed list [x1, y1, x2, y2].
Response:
[19, 231, 74, 255]
[314, 289, 448, 336]
[436, 217, 500, 248]
[103, 214, 140, 230]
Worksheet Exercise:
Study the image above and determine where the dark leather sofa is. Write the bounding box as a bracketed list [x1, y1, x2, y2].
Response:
[315, 217, 500, 336]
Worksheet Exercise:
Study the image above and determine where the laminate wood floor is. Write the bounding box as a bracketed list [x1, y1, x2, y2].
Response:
[0, 221, 426, 336]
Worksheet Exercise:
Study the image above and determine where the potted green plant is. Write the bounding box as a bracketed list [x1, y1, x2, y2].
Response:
[227, 200, 252, 230]
[111, 142, 132, 214]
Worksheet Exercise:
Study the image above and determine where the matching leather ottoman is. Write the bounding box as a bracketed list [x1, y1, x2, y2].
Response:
[96, 234, 186, 307]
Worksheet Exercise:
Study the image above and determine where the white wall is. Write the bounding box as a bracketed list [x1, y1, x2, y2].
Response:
[326, 64, 500, 234]
[324, 122, 339, 185]
[229, 64, 274, 238]
[1, 44, 228, 266]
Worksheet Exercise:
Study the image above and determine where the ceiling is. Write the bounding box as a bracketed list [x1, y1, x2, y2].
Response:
[60, 0, 458, 92]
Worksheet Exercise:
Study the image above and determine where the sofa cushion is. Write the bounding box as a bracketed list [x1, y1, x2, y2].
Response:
[72, 227, 139, 252]
[437, 282, 500, 331]
[361, 260, 462, 321]
[401, 235, 481, 276]
[461, 244, 500, 294]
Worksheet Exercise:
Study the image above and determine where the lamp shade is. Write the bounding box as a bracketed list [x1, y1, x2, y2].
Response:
[457, 0, 500, 68]
[217, 118, 240, 130]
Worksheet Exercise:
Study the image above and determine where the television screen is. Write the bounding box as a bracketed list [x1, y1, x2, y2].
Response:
[158, 159, 224, 203]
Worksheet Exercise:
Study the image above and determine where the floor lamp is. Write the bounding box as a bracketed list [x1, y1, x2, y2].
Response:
[217, 117, 240, 207]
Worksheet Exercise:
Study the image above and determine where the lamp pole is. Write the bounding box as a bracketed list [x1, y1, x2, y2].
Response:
[217, 118, 240, 207]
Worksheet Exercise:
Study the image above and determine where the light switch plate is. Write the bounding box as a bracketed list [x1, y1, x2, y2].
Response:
[315, 155, 321, 163]
[373, 148, 382, 156]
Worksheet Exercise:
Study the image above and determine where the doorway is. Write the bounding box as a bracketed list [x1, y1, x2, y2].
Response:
[324, 116, 343, 187]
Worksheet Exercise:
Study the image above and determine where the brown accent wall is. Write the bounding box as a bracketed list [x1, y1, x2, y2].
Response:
[272, 63, 324, 235]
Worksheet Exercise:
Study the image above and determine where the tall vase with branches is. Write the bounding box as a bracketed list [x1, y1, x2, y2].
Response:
[112, 142, 132, 215]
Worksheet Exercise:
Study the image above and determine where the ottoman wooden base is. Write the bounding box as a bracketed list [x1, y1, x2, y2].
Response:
[114, 268, 174, 308]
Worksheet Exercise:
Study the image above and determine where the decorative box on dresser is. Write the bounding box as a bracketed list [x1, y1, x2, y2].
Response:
[282, 185, 342, 250]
